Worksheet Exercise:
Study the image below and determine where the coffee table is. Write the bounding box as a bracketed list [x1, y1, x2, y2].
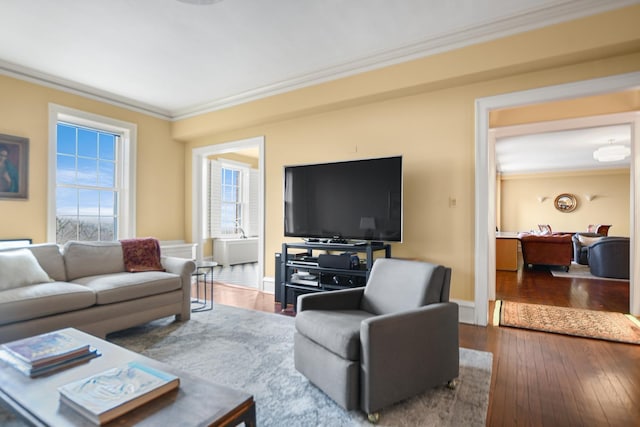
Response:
[0, 328, 255, 426]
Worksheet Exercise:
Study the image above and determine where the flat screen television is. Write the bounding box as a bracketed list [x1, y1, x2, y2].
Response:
[284, 156, 403, 242]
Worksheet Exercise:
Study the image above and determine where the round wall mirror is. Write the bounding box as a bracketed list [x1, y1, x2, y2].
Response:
[554, 193, 577, 212]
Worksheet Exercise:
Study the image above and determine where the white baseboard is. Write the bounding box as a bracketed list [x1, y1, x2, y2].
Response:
[452, 299, 475, 325]
[263, 277, 275, 294]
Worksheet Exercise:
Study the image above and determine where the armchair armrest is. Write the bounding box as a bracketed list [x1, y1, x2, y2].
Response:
[360, 302, 459, 414]
[161, 256, 196, 321]
[297, 287, 365, 312]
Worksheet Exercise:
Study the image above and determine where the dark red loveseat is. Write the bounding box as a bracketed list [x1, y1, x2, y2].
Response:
[518, 233, 573, 271]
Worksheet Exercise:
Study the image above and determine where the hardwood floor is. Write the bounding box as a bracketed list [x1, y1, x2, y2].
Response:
[203, 269, 640, 426]
[496, 266, 630, 313]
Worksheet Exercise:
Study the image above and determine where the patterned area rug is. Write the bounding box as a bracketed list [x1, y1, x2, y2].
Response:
[0, 305, 492, 426]
[495, 300, 640, 344]
[549, 262, 628, 282]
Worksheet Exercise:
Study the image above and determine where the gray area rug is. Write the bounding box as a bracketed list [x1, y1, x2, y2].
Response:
[550, 262, 629, 282]
[0, 305, 492, 426]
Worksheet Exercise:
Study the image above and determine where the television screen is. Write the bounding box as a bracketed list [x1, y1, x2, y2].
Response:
[284, 156, 402, 242]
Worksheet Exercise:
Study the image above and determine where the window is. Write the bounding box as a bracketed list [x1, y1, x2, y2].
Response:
[209, 159, 257, 238]
[48, 105, 136, 243]
[221, 166, 243, 235]
[55, 123, 118, 243]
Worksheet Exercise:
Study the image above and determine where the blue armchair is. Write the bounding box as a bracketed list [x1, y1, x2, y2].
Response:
[588, 237, 630, 279]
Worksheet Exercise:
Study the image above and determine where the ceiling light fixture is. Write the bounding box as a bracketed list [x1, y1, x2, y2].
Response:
[593, 139, 630, 162]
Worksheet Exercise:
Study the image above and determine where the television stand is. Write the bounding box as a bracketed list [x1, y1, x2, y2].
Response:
[277, 241, 392, 312]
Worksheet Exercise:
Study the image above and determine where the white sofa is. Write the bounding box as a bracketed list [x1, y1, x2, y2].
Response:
[0, 241, 195, 343]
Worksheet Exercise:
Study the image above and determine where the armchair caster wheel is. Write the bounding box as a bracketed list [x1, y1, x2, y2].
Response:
[447, 379, 458, 389]
[367, 413, 380, 424]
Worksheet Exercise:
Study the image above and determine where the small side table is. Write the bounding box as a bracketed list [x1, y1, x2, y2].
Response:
[191, 261, 217, 312]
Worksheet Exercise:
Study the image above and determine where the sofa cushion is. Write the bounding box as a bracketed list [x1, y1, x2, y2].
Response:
[71, 271, 182, 305]
[0, 249, 53, 291]
[295, 309, 374, 360]
[63, 241, 125, 281]
[26, 243, 67, 281]
[0, 282, 96, 326]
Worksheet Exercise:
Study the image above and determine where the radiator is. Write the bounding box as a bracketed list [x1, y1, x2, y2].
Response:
[213, 238, 258, 266]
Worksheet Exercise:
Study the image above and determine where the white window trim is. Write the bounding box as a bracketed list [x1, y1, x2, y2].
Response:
[47, 104, 137, 242]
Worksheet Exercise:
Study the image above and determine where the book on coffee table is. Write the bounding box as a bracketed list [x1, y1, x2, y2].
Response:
[58, 361, 180, 425]
[0, 346, 100, 378]
[2, 330, 91, 368]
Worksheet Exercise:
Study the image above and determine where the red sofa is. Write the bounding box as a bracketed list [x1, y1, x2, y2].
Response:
[518, 233, 573, 270]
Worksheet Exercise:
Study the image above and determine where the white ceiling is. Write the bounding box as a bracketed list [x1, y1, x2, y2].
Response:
[496, 124, 632, 174]
[0, 0, 636, 120]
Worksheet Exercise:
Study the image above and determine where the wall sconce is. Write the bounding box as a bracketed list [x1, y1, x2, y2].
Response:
[537, 196, 547, 203]
[584, 194, 596, 202]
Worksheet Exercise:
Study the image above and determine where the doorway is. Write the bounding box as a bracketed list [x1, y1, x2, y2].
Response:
[191, 136, 265, 291]
[494, 119, 631, 312]
[474, 71, 640, 326]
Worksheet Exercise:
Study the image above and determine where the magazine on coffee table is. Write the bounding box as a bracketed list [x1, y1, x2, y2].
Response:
[2, 330, 91, 368]
[58, 361, 180, 425]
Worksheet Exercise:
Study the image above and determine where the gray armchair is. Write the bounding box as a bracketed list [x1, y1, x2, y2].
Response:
[294, 258, 458, 421]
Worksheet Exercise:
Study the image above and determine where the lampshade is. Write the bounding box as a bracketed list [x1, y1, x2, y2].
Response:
[593, 144, 630, 162]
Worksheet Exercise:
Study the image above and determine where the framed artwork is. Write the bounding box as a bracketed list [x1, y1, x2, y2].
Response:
[0, 133, 29, 200]
[554, 193, 577, 212]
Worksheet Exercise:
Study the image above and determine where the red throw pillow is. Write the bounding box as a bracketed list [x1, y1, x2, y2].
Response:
[120, 238, 165, 273]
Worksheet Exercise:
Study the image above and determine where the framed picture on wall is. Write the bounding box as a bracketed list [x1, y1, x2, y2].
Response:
[0, 133, 29, 200]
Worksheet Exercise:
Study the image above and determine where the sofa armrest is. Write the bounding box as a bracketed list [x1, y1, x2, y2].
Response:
[360, 302, 459, 413]
[161, 256, 196, 321]
[297, 287, 365, 312]
[161, 256, 196, 276]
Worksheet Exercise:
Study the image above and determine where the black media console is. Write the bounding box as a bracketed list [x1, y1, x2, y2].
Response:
[276, 241, 391, 311]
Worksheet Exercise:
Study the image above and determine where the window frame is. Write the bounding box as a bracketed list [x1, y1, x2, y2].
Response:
[48, 104, 137, 243]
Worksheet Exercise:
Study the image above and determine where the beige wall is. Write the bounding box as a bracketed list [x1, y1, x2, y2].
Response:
[0, 75, 185, 243]
[179, 5, 640, 302]
[2, 5, 639, 303]
[499, 169, 630, 236]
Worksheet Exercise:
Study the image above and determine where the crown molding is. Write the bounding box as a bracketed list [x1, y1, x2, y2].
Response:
[1, 0, 636, 122]
[0, 61, 172, 120]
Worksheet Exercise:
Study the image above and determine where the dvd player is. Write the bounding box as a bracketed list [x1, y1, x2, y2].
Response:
[289, 260, 319, 266]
